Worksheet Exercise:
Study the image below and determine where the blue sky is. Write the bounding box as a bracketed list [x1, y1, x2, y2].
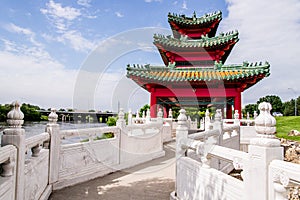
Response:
[0, 0, 299, 112]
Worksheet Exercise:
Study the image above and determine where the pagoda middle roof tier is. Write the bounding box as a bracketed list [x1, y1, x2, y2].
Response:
[127, 61, 270, 83]
[153, 30, 239, 49]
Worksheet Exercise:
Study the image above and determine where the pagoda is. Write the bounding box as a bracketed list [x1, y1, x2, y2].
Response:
[127, 11, 270, 118]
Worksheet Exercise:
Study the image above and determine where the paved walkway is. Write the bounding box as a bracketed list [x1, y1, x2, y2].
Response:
[49, 142, 176, 200]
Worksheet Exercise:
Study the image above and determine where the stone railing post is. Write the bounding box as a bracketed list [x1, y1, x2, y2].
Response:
[46, 108, 60, 185]
[253, 111, 258, 119]
[213, 109, 223, 145]
[157, 108, 163, 124]
[175, 109, 188, 198]
[127, 110, 132, 125]
[168, 108, 173, 118]
[244, 102, 283, 200]
[176, 109, 188, 159]
[1, 101, 25, 200]
[136, 109, 140, 119]
[205, 109, 211, 130]
[116, 108, 126, 129]
[234, 110, 240, 125]
[146, 109, 151, 123]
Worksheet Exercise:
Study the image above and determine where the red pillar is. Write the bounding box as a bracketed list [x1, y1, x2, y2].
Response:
[234, 91, 242, 119]
[150, 91, 157, 118]
[226, 103, 233, 119]
[163, 106, 167, 118]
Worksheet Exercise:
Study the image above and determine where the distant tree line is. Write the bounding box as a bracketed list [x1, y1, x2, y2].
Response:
[0, 103, 44, 122]
[243, 95, 300, 117]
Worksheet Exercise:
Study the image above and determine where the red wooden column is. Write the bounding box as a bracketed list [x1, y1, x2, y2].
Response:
[150, 90, 157, 118]
[234, 90, 242, 119]
[163, 106, 167, 118]
[226, 103, 233, 119]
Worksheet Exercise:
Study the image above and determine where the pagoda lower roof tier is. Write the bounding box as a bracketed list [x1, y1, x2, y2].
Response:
[168, 11, 222, 39]
[126, 61, 270, 91]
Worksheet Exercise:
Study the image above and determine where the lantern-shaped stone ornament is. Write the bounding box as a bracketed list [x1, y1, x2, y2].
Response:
[7, 101, 24, 127]
[255, 102, 276, 138]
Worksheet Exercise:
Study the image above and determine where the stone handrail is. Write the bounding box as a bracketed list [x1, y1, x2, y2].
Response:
[208, 145, 247, 170]
[240, 119, 255, 126]
[126, 121, 162, 130]
[25, 132, 50, 150]
[60, 126, 120, 140]
[223, 124, 239, 132]
[25, 132, 50, 157]
[0, 145, 17, 165]
[188, 129, 219, 140]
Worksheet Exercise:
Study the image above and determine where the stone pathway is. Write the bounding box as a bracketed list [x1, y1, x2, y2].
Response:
[49, 142, 176, 200]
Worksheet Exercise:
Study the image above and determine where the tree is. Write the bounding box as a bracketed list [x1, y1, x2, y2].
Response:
[242, 104, 258, 118]
[257, 95, 283, 113]
[0, 104, 12, 122]
[283, 101, 294, 116]
[106, 117, 117, 126]
[139, 104, 150, 117]
[283, 97, 300, 116]
[20, 103, 41, 121]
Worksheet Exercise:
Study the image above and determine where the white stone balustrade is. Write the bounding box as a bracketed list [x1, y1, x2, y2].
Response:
[0, 103, 166, 199]
[172, 102, 286, 200]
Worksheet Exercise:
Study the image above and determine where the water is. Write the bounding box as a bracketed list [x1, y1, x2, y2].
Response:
[0, 121, 108, 145]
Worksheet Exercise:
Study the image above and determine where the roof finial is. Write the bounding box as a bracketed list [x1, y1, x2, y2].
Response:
[193, 11, 196, 20]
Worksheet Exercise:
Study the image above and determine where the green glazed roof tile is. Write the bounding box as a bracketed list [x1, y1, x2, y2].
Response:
[168, 11, 222, 26]
[126, 61, 270, 82]
[153, 30, 239, 49]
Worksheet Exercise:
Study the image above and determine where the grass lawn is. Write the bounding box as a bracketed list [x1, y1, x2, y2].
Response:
[275, 116, 300, 141]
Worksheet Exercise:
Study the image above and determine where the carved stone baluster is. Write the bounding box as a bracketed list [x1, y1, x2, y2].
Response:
[1, 159, 14, 177]
[31, 144, 42, 157]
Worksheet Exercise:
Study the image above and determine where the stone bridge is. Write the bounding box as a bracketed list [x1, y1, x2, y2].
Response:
[38, 110, 117, 123]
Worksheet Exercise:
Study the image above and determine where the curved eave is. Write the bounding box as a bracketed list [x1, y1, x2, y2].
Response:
[168, 11, 222, 38]
[167, 11, 222, 27]
[153, 36, 239, 51]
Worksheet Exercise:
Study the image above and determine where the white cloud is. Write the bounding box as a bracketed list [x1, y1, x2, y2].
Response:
[4, 23, 42, 47]
[220, 0, 300, 103]
[62, 30, 97, 53]
[0, 47, 77, 108]
[182, 0, 187, 9]
[77, 0, 91, 7]
[40, 0, 97, 53]
[115, 12, 124, 18]
[40, 0, 81, 21]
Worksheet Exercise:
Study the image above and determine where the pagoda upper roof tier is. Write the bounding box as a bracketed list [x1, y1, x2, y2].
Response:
[127, 61, 270, 91]
[154, 30, 238, 49]
[168, 11, 222, 39]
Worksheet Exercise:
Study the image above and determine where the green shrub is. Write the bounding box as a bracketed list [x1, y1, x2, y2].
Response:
[106, 117, 117, 126]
